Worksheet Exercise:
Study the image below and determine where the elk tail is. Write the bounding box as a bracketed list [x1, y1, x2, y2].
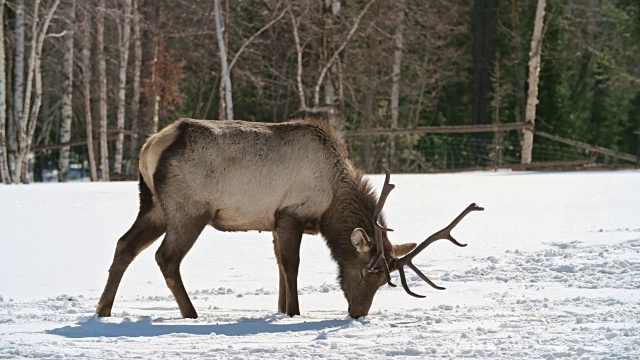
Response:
[138, 171, 154, 210]
[138, 121, 181, 199]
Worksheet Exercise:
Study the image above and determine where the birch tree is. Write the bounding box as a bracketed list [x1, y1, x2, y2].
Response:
[114, 0, 132, 174]
[97, 0, 109, 180]
[129, 0, 142, 166]
[15, 0, 61, 183]
[149, 1, 162, 134]
[82, 6, 98, 181]
[0, 0, 10, 183]
[521, 0, 546, 164]
[212, 1, 286, 121]
[511, 0, 526, 132]
[389, 0, 405, 169]
[288, 0, 376, 142]
[214, 0, 233, 120]
[10, 0, 26, 180]
[150, 37, 160, 133]
[320, 0, 342, 140]
[58, 0, 76, 182]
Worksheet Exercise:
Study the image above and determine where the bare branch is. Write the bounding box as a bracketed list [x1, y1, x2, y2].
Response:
[46, 30, 67, 38]
[313, 0, 376, 107]
[228, 2, 287, 72]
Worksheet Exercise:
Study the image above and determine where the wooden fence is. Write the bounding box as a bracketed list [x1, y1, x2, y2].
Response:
[31, 122, 640, 174]
[346, 122, 639, 172]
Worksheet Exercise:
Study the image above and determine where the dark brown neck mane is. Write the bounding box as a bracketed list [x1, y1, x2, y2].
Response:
[319, 172, 390, 266]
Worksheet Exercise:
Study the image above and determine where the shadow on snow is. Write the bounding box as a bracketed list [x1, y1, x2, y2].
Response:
[47, 315, 355, 338]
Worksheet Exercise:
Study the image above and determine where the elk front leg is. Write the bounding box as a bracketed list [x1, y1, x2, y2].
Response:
[155, 214, 208, 319]
[97, 208, 166, 317]
[274, 212, 303, 316]
[272, 231, 287, 313]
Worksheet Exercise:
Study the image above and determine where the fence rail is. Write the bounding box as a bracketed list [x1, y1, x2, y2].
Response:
[32, 129, 138, 153]
[31, 122, 639, 173]
[346, 122, 640, 171]
[345, 122, 532, 137]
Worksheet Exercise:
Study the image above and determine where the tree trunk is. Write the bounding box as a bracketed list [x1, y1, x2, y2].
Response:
[82, 6, 98, 181]
[218, 73, 226, 120]
[363, 92, 374, 172]
[58, 0, 76, 182]
[129, 0, 142, 167]
[288, 3, 306, 111]
[389, 0, 405, 170]
[24, 2, 60, 182]
[0, 0, 10, 184]
[321, 0, 343, 141]
[520, 0, 546, 164]
[214, 0, 233, 120]
[10, 0, 25, 181]
[15, 0, 60, 183]
[150, 37, 160, 133]
[114, 0, 132, 174]
[15, 0, 41, 183]
[511, 0, 525, 136]
[97, 0, 109, 180]
[472, 0, 498, 166]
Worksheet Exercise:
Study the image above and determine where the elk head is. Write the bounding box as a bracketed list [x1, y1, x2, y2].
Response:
[343, 171, 483, 318]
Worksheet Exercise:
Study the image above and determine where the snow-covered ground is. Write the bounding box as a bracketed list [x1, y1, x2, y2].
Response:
[1, 171, 639, 359]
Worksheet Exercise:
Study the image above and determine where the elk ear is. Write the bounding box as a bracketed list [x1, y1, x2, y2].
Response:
[351, 228, 372, 253]
[393, 243, 417, 257]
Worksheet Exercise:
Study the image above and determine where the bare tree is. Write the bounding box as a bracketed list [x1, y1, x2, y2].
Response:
[320, 0, 342, 140]
[97, 0, 109, 180]
[511, 0, 525, 132]
[227, 2, 287, 73]
[0, 0, 10, 183]
[389, 0, 405, 170]
[129, 0, 142, 167]
[82, 6, 98, 181]
[15, 0, 61, 183]
[10, 0, 26, 181]
[58, 0, 76, 182]
[150, 37, 160, 133]
[214, 0, 233, 120]
[149, 2, 162, 134]
[114, 0, 132, 174]
[521, 0, 546, 164]
[213, 0, 287, 121]
[288, 0, 376, 142]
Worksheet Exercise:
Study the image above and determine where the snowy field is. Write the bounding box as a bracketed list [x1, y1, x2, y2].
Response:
[1, 171, 639, 359]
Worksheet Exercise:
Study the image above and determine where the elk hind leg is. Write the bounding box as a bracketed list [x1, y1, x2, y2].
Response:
[96, 206, 166, 317]
[155, 214, 208, 319]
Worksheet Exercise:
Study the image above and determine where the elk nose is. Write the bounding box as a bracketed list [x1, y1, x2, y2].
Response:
[348, 306, 366, 319]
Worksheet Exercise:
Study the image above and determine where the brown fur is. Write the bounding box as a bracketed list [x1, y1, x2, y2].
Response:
[96, 118, 415, 319]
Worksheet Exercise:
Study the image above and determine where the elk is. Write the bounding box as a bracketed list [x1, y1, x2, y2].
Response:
[96, 118, 483, 319]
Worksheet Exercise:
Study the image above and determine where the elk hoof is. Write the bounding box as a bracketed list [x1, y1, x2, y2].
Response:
[181, 310, 198, 319]
[96, 309, 111, 317]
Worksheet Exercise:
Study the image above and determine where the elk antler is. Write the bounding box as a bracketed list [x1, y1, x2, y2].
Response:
[369, 170, 397, 287]
[392, 203, 484, 298]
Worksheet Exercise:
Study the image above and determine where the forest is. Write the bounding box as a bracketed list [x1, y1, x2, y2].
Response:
[0, 0, 638, 183]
